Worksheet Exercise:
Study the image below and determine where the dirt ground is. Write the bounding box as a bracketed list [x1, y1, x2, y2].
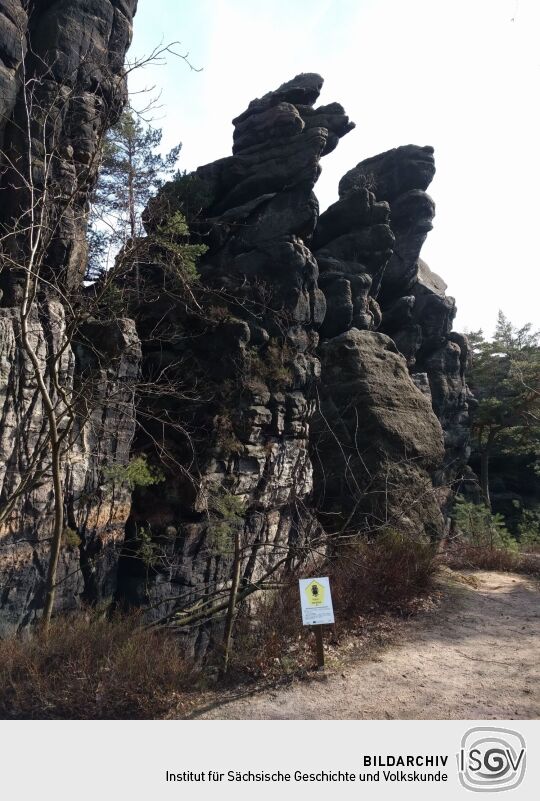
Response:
[190, 571, 540, 720]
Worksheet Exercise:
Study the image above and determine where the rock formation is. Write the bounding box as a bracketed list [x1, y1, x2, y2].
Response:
[118, 74, 356, 655]
[0, 0, 137, 301]
[312, 145, 471, 528]
[313, 330, 445, 541]
[0, 308, 140, 633]
[0, 16, 471, 651]
[118, 77, 471, 658]
[0, 0, 138, 632]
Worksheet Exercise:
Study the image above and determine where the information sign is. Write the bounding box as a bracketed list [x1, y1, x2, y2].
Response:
[298, 576, 335, 626]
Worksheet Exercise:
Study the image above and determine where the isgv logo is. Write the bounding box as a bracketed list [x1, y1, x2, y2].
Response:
[458, 727, 526, 792]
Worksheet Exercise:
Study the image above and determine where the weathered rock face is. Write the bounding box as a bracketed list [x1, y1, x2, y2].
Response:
[119, 74, 355, 653]
[120, 78, 472, 658]
[312, 329, 445, 540]
[0, 43, 471, 644]
[314, 144, 471, 516]
[0, 305, 140, 633]
[0, 0, 139, 631]
[0, 1, 27, 152]
[312, 187, 392, 336]
[0, 0, 138, 302]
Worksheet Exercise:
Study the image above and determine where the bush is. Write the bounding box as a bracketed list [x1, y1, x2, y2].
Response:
[0, 612, 192, 719]
[518, 509, 540, 553]
[169, 171, 214, 221]
[206, 490, 245, 556]
[135, 527, 161, 568]
[62, 527, 81, 549]
[248, 340, 294, 391]
[452, 496, 518, 551]
[328, 529, 438, 614]
[153, 211, 207, 284]
[443, 496, 540, 572]
[443, 542, 520, 573]
[443, 499, 540, 573]
[103, 456, 164, 491]
[226, 529, 437, 679]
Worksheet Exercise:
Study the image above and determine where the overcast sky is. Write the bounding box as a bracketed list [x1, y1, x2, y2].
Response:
[128, 0, 539, 337]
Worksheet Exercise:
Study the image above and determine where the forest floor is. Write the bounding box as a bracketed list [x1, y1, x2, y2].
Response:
[184, 570, 540, 720]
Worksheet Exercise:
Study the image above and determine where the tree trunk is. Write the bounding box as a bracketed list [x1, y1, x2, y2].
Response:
[19, 300, 66, 633]
[128, 167, 136, 241]
[127, 147, 139, 299]
[221, 530, 242, 676]
[480, 430, 497, 511]
[41, 441, 64, 629]
[480, 448, 490, 510]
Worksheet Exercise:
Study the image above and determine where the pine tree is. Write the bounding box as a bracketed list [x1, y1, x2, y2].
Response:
[468, 312, 540, 507]
[88, 109, 181, 277]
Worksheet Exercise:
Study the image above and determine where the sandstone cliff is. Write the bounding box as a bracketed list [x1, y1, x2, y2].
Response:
[312, 144, 471, 533]
[0, 5, 471, 649]
[0, 0, 139, 632]
[116, 75, 470, 657]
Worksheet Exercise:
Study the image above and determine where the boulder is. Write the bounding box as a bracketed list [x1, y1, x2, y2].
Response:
[313, 329, 445, 540]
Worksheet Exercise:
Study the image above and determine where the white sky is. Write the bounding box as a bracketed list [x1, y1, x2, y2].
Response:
[128, 0, 540, 337]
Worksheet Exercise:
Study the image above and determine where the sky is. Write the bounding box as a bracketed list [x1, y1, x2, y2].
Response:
[128, 0, 540, 337]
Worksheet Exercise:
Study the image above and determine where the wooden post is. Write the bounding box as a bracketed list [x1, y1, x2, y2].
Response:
[314, 626, 325, 670]
[221, 529, 241, 676]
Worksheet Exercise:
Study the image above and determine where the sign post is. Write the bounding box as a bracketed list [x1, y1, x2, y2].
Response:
[314, 627, 325, 669]
[298, 577, 334, 670]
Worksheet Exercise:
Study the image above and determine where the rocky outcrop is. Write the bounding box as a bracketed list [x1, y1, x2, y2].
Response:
[119, 77, 472, 657]
[0, 0, 138, 631]
[0, 40, 471, 645]
[0, 0, 138, 302]
[0, 305, 140, 633]
[118, 74, 355, 653]
[312, 186, 392, 336]
[0, 0, 27, 152]
[313, 144, 471, 514]
[313, 330, 445, 540]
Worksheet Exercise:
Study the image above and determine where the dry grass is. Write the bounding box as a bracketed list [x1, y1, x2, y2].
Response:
[328, 531, 437, 614]
[0, 535, 448, 715]
[0, 612, 192, 719]
[442, 542, 540, 576]
[226, 531, 438, 681]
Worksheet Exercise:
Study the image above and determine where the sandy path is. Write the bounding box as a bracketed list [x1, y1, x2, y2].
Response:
[194, 571, 540, 720]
